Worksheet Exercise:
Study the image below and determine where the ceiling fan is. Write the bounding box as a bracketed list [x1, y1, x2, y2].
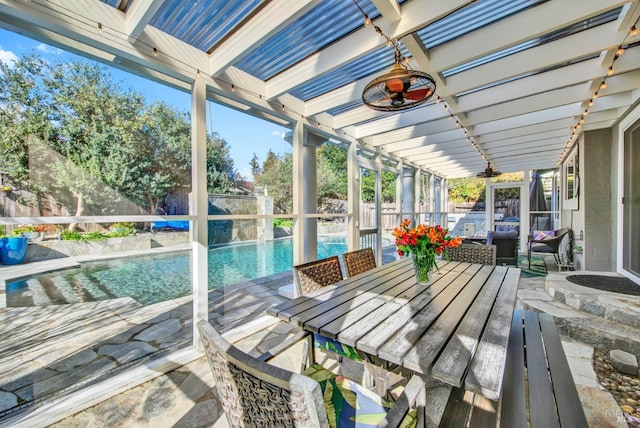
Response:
[477, 162, 502, 178]
[362, 50, 436, 111]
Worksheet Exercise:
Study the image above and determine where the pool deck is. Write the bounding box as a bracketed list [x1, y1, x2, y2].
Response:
[0, 251, 627, 427]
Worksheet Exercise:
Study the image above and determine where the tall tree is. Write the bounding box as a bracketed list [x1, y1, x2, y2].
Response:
[0, 53, 238, 222]
[254, 151, 292, 213]
[0, 53, 56, 211]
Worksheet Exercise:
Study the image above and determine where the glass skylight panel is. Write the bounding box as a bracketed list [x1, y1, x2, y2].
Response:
[327, 101, 363, 116]
[454, 53, 599, 97]
[443, 7, 623, 77]
[235, 0, 382, 81]
[417, 0, 547, 49]
[100, 0, 131, 11]
[149, 0, 264, 52]
[289, 47, 396, 101]
[100, 0, 120, 8]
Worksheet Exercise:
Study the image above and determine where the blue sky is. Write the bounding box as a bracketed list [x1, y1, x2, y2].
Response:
[0, 29, 291, 180]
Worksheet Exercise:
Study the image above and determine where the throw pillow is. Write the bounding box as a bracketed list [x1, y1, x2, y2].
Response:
[533, 230, 556, 241]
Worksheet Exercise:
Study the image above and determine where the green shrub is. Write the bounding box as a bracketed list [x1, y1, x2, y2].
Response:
[60, 230, 106, 241]
[0, 225, 5, 237]
[107, 227, 133, 237]
[274, 218, 293, 228]
[83, 231, 108, 241]
[60, 230, 83, 241]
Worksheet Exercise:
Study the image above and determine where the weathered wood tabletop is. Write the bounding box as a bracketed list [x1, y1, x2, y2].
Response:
[267, 257, 521, 400]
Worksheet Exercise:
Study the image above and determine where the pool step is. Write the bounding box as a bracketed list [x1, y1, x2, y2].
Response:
[12, 274, 109, 308]
[26, 278, 54, 306]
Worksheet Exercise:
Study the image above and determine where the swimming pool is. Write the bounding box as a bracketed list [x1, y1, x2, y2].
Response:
[6, 237, 355, 307]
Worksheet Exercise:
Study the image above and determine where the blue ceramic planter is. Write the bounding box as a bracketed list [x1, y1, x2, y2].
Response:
[0, 236, 28, 265]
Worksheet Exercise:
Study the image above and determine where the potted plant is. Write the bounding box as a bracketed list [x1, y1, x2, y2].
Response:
[0, 227, 28, 265]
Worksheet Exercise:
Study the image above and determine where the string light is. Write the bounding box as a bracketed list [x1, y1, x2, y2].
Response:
[152, 47, 158, 57]
[97, 22, 103, 34]
[607, 66, 614, 76]
[632, 25, 638, 36]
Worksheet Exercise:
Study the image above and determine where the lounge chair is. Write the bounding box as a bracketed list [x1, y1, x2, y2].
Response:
[527, 227, 571, 269]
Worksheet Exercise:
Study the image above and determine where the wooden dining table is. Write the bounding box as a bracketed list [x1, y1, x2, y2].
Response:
[267, 257, 521, 405]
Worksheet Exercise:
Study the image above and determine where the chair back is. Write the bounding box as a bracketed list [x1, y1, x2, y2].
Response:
[343, 247, 377, 277]
[447, 243, 497, 265]
[197, 320, 328, 428]
[293, 256, 343, 296]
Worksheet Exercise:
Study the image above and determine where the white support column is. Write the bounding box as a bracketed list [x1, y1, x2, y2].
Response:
[441, 178, 448, 226]
[347, 141, 359, 252]
[402, 166, 415, 224]
[303, 133, 322, 260]
[292, 120, 305, 268]
[292, 123, 319, 269]
[429, 174, 435, 225]
[414, 169, 420, 226]
[522, 169, 531, 240]
[191, 76, 208, 346]
[485, 177, 492, 234]
[375, 153, 383, 258]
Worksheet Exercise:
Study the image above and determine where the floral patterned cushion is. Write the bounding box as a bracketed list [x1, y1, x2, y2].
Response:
[533, 230, 556, 241]
[303, 364, 417, 428]
[314, 334, 363, 362]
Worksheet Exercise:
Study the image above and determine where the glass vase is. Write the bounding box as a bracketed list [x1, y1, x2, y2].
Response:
[412, 252, 436, 285]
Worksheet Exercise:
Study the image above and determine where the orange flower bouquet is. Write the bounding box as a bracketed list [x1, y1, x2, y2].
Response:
[392, 219, 462, 283]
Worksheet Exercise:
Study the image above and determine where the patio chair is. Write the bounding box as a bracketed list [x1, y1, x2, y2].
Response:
[293, 256, 362, 361]
[486, 230, 519, 265]
[343, 247, 377, 277]
[527, 227, 571, 269]
[293, 255, 344, 296]
[197, 320, 421, 428]
[294, 256, 403, 395]
[447, 243, 497, 265]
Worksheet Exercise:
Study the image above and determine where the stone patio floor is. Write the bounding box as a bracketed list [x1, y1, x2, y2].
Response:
[0, 252, 629, 427]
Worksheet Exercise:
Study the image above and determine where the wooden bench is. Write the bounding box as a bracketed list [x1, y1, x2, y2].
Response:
[437, 309, 588, 427]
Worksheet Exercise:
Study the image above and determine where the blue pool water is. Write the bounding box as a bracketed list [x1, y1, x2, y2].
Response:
[6, 237, 351, 307]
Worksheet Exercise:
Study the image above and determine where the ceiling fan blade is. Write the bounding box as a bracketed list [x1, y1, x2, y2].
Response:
[404, 88, 431, 101]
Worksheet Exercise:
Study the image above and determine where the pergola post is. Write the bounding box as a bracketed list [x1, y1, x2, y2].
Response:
[292, 123, 319, 268]
[190, 76, 208, 345]
[347, 140, 359, 252]
[402, 166, 415, 223]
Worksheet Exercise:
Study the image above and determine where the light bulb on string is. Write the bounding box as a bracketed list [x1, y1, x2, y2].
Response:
[600, 81, 607, 89]
[631, 25, 638, 36]
[607, 67, 614, 76]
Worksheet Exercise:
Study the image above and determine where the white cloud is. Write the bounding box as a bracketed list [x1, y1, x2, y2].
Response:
[271, 130, 282, 136]
[36, 44, 62, 55]
[0, 48, 18, 66]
